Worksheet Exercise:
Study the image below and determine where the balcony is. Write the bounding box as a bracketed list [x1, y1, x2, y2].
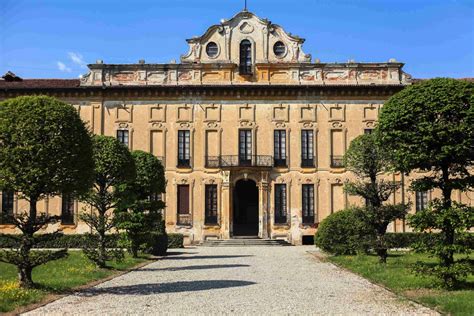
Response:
[205, 155, 273, 169]
[330, 155, 344, 168]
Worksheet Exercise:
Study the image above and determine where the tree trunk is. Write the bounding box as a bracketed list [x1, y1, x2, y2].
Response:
[18, 198, 37, 288]
[441, 166, 454, 268]
[18, 265, 34, 289]
[97, 207, 107, 268]
[131, 235, 139, 258]
[375, 229, 388, 264]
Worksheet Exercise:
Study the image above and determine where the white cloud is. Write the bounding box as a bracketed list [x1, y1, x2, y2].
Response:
[57, 61, 71, 72]
[68, 52, 86, 68]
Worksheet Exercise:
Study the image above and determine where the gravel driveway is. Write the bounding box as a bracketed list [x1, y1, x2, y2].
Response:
[24, 246, 437, 315]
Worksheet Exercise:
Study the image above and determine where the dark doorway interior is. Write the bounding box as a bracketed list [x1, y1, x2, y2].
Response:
[233, 179, 259, 236]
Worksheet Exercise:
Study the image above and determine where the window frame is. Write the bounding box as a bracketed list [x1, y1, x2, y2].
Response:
[1, 191, 14, 224]
[116, 129, 129, 147]
[177, 130, 191, 168]
[302, 184, 315, 224]
[239, 40, 252, 75]
[274, 130, 287, 167]
[239, 129, 252, 166]
[273, 41, 286, 58]
[204, 184, 218, 225]
[415, 191, 429, 212]
[274, 184, 287, 224]
[301, 130, 315, 168]
[61, 194, 75, 225]
[206, 42, 219, 58]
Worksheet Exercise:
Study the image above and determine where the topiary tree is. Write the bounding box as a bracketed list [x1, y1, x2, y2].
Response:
[315, 208, 373, 255]
[0, 95, 94, 288]
[115, 150, 166, 257]
[377, 78, 474, 287]
[344, 133, 409, 263]
[79, 135, 136, 268]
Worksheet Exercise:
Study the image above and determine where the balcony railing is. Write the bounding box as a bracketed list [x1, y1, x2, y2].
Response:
[205, 155, 273, 168]
[330, 155, 344, 168]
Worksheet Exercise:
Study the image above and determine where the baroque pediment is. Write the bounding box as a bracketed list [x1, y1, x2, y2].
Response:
[180, 10, 311, 64]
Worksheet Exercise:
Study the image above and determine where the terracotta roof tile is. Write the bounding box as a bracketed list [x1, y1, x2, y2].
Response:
[0, 79, 81, 89]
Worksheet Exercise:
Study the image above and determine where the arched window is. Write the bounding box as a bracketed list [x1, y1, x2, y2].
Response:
[239, 40, 252, 75]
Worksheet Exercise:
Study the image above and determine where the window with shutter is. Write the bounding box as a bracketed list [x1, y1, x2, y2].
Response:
[274, 130, 287, 167]
[177, 130, 191, 167]
[177, 185, 190, 215]
[61, 194, 75, 225]
[205, 185, 218, 224]
[274, 184, 287, 224]
[1, 191, 14, 224]
[117, 130, 129, 147]
[302, 184, 315, 224]
[239, 40, 252, 75]
[301, 130, 314, 167]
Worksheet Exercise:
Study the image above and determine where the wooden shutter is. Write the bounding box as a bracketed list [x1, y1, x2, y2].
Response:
[178, 185, 190, 214]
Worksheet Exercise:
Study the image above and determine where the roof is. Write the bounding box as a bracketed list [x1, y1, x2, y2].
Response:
[0, 79, 81, 89]
[0, 78, 471, 91]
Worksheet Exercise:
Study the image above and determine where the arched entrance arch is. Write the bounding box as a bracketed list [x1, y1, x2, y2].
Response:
[233, 178, 259, 236]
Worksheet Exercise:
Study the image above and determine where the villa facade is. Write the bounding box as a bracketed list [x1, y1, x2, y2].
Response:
[1, 10, 472, 245]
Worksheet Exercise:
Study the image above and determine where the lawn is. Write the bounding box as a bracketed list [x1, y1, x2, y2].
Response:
[0, 251, 150, 313]
[329, 252, 473, 316]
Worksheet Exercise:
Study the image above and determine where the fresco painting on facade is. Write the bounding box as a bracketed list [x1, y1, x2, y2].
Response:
[0, 10, 472, 245]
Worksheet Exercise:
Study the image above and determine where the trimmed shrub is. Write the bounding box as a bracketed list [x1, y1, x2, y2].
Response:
[0, 233, 121, 248]
[315, 208, 373, 255]
[145, 232, 168, 256]
[0, 233, 183, 250]
[168, 233, 184, 248]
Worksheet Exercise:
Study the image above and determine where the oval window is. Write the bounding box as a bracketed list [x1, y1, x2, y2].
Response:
[273, 41, 286, 57]
[206, 42, 219, 58]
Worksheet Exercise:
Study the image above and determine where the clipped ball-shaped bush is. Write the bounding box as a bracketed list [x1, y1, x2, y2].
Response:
[315, 208, 373, 255]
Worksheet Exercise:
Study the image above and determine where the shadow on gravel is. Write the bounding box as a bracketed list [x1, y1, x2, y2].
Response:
[78, 280, 256, 296]
[163, 255, 254, 260]
[139, 264, 250, 271]
[166, 251, 198, 256]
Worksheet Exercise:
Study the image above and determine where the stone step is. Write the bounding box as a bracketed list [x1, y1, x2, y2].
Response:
[201, 238, 291, 247]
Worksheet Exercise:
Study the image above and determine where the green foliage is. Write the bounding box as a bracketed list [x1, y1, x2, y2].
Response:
[115, 150, 165, 257]
[144, 231, 168, 256]
[0, 251, 149, 313]
[0, 95, 94, 200]
[79, 135, 136, 268]
[377, 78, 473, 178]
[329, 252, 474, 316]
[167, 233, 185, 249]
[0, 233, 184, 249]
[377, 78, 474, 287]
[315, 208, 373, 255]
[408, 200, 474, 288]
[383, 232, 474, 249]
[343, 133, 409, 263]
[0, 95, 94, 288]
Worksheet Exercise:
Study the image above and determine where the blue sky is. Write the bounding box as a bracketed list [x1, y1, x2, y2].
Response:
[0, 0, 473, 79]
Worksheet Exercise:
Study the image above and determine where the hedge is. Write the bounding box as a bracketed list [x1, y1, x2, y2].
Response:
[167, 233, 185, 248]
[0, 233, 184, 250]
[384, 232, 474, 249]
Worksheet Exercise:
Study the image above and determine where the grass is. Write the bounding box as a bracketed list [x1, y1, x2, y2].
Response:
[329, 252, 473, 316]
[0, 251, 150, 313]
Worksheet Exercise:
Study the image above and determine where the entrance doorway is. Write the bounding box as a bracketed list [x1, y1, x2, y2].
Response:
[233, 179, 259, 236]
